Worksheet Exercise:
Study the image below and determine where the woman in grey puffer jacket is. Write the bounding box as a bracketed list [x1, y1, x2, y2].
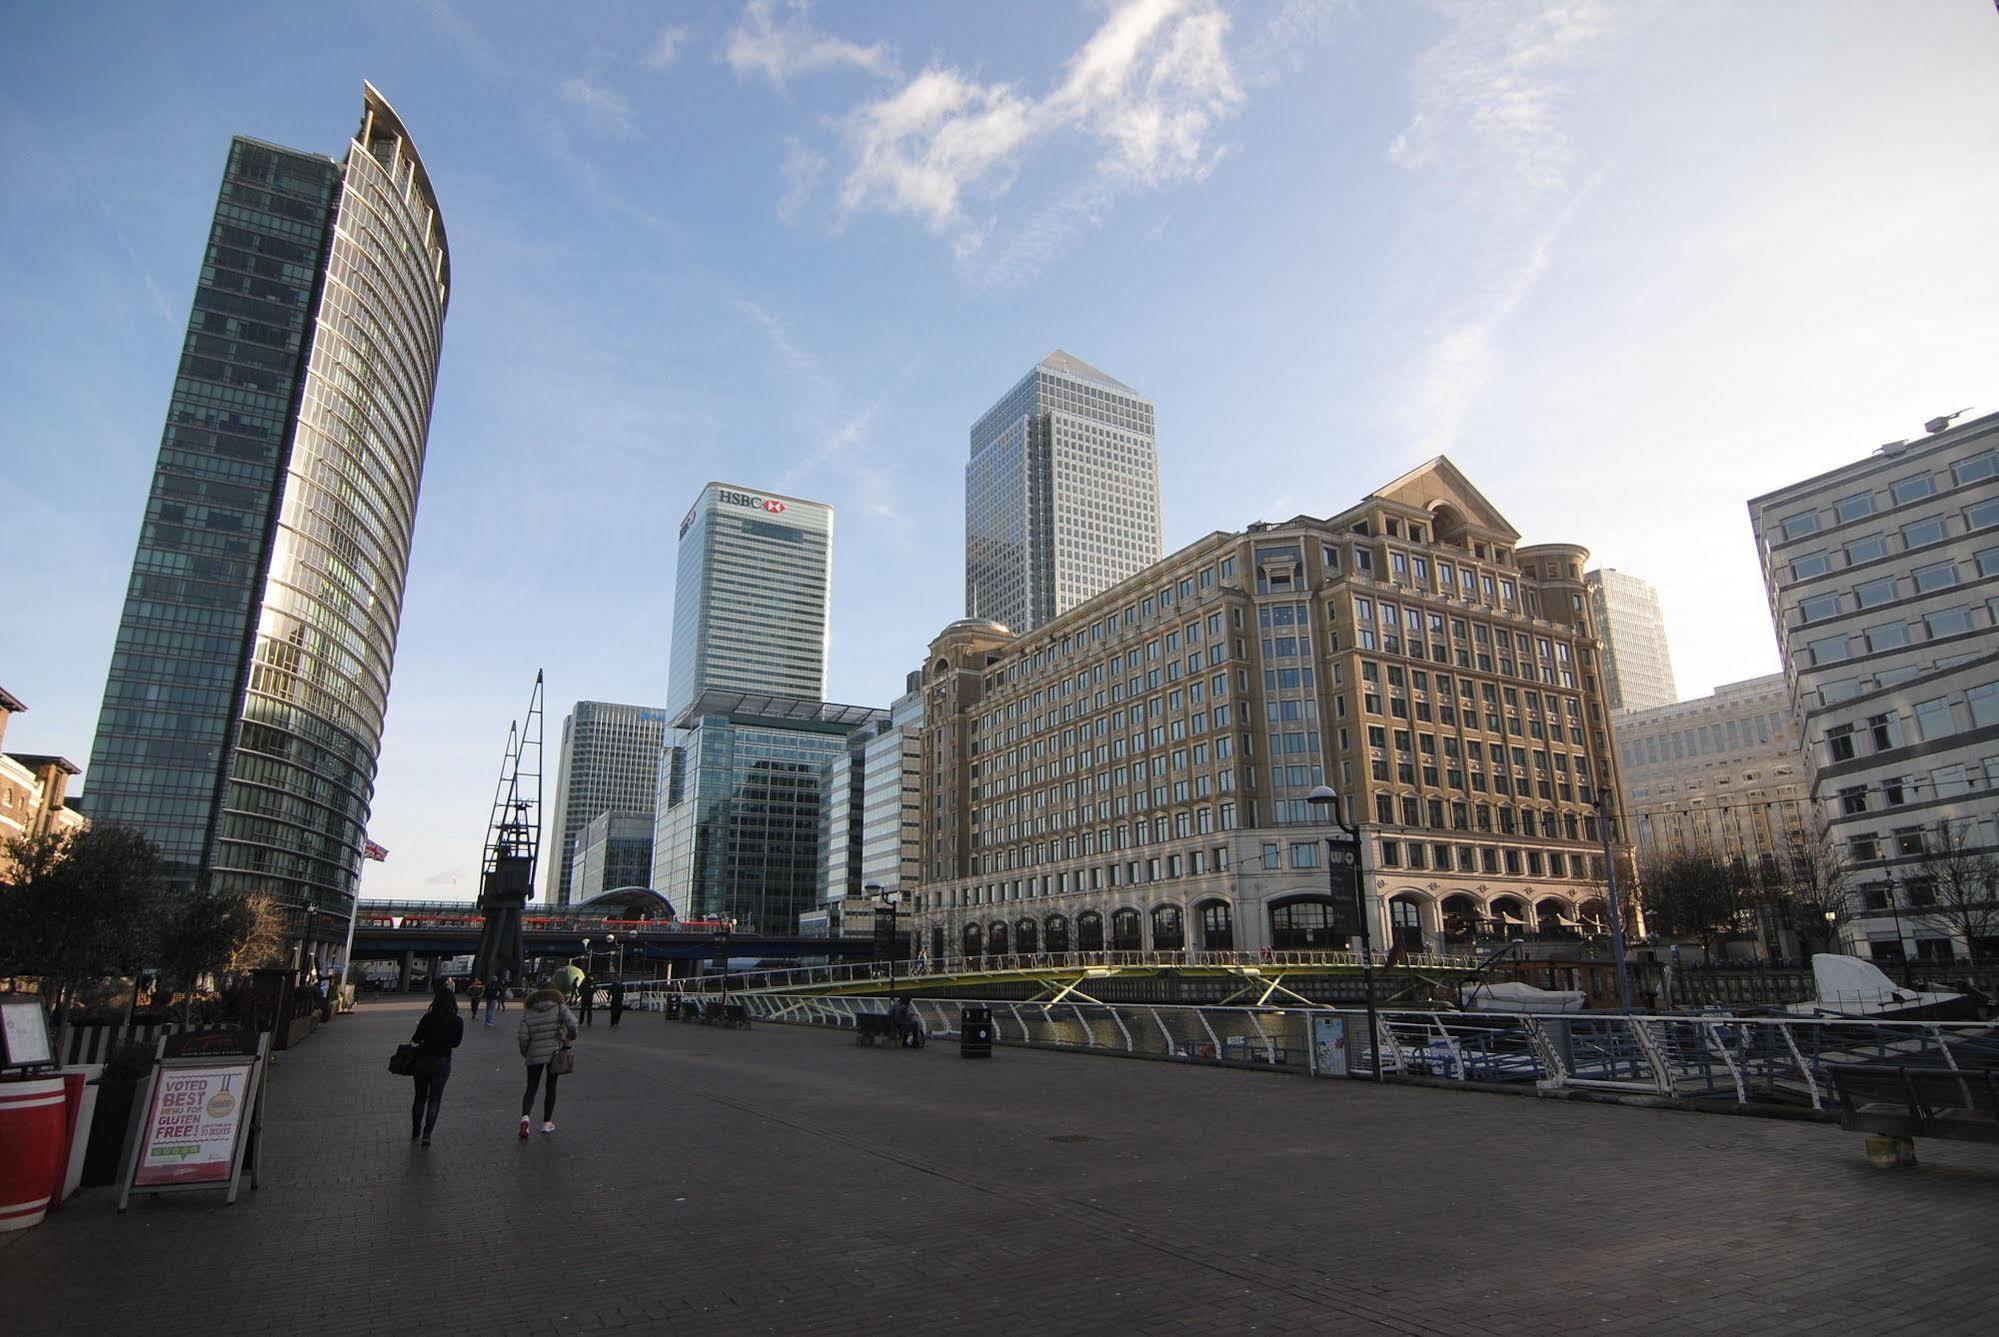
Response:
[516, 985, 579, 1138]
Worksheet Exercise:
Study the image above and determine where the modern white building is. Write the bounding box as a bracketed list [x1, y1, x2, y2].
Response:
[1749, 409, 1999, 963]
[1614, 674, 1807, 871]
[812, 676, 926, 932]
[544, 701, 672, 904]
[966, 350, 1162, 635]
[666, 483, 832, 720]
[1586, 569, 1679, 712]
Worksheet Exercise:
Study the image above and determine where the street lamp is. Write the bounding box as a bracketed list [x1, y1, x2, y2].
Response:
[1588, 789, 1637, 1014]
[1306, 785, 1382, 1083]
[866, 882, 900, 991]
[580, 935, 592, 980]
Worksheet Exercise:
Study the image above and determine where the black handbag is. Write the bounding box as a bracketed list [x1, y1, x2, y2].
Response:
[389, 1043, 418, 1076]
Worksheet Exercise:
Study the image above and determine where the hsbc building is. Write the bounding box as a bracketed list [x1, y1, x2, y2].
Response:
[664, 481, 833, 721]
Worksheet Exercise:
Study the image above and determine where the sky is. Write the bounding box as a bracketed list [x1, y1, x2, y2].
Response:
[3, 1, 1995, 904]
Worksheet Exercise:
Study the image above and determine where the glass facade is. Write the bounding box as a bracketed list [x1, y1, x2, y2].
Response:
[652, 697, 883, 931]
[966, 350, 1161, 634]
[84, 86, 449, 954]
[665, 484, 831, 720]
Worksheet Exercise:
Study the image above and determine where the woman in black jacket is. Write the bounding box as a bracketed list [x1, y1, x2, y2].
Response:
[410, 983, 464, 1146]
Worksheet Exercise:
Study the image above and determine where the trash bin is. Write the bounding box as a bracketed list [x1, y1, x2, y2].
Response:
[959, 1004, 994, 1059]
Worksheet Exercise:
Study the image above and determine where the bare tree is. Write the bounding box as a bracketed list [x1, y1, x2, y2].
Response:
[1637, 850, 1748, 959]
[1901, 820, 1999, 963]
[1763, 817, 1857, 959]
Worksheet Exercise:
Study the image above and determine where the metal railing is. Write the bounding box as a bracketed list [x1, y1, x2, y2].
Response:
[716, 994, 1999, 1111]
[671, 949, 1481, 996]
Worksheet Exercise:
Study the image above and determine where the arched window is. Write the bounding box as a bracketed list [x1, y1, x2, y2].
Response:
[1441, 894, 1480, 943]
[1198, 899, 1234, 950]
[1015, 917, 1039, 954]
[1077, 910, 1104, 952]
[1577, 899, 1609, 935]
[1268, 897, 1352, 950]
[1535, 900, 1569, 939]
[1044, 914, 1070, 955]
[988, 921, 1009, 955]
[1150, 904, 1184, 951]
[1491, 897, 1529, 936]
[1389, 895, 1425, 953]
[962, 922, 982, 957]
[1111, 908, 1142, 951]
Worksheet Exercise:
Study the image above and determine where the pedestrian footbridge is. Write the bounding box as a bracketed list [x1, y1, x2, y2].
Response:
[674, 949, 1482, 1008]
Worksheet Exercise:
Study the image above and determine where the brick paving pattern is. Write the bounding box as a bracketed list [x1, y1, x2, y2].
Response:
[5, 998, 1997, 1335]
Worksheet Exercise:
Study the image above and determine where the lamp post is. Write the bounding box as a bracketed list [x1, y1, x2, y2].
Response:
[1589, 789, 1637, 1014]
[1306, 785, 1382, 1083]
[580, 935, 592, 982]
[866, 882, 899, 991]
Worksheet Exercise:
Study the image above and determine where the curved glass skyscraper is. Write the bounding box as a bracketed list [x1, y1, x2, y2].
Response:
[84, 84, 449, 964]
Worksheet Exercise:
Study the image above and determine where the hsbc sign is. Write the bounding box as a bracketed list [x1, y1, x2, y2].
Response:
[719, 489, 787, 515]
[681, 488, 793, 538]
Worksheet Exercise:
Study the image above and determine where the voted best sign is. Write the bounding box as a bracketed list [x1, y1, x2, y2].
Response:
[133, 1063, 254, 1187]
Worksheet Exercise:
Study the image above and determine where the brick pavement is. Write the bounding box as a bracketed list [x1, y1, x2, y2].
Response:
[5, 997, 1997, 1335]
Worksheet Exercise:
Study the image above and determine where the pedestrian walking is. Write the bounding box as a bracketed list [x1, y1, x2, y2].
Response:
[608, 978, 625, 1029]
[517, 985, 578, 1138]
[409, 983, 464, 1146]
[468, 977, 486, 1026]
[496, 971, 510, 1011]
[578, 973, 595, 1027]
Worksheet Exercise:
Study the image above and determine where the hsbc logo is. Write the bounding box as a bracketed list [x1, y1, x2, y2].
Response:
[718, 489, 786, 515]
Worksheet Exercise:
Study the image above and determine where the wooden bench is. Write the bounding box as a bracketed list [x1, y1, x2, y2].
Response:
[1828, 1064, 1999, 1166]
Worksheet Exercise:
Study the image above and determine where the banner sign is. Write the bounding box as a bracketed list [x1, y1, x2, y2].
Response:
[1322, 838, 1364, 937]
[118, 1034, 267, 1212]
[1309, 1015, 1349, 1078]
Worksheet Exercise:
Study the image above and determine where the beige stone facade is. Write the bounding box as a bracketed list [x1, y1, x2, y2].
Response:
[915, 459, 1633, 959]
[1613, 675, 1808, 870]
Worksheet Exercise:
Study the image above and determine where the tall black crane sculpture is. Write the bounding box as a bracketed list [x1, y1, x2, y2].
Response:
[470, 671, 544, 991]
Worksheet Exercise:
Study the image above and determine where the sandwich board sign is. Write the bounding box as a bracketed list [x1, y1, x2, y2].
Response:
[117, 1030, 268, 1212]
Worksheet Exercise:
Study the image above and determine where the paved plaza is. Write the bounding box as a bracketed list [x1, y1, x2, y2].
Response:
[6, 998, 1998, 1336]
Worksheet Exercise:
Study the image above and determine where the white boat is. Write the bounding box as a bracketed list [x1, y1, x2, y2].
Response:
[1460, 980, 1587, 1013]
[1783, 953, 1969, 1020]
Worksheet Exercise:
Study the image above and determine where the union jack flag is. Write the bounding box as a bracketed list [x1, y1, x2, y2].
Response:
[363, 839, 389, 862]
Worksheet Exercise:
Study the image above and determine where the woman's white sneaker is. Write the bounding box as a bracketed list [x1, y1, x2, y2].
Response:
[541, 1121, 557, 1135]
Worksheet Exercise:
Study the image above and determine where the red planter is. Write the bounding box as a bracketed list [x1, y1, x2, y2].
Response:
[0, 1078, 69, 1231]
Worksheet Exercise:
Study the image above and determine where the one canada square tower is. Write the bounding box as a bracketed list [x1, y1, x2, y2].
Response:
[83, 84, 451, 964]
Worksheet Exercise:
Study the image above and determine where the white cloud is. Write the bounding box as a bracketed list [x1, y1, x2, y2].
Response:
[777, 138, 826, 223]
[830, 0, 1248, 261]
[1389, 0, 1610, 202]
[724, 0, 895, 87]
[644, 24, 689, 71]
[839, 69, 1039, 227]
[557, 76, 636, 136]
[1387, 2, 1617, 455]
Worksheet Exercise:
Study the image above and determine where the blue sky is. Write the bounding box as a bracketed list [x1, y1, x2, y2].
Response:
[3, 1, 1995, 901]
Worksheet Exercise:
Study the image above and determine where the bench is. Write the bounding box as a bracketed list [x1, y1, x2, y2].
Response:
[1828, 1064, 1999, 1166]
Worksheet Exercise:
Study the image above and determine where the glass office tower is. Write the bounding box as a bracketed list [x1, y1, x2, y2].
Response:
[83, 84, 450, 963]
[966, 350, 1162, 634]
[665, 483, 833, 720]
[652, 692, 885, 931]
[544, 700, 671, 905]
